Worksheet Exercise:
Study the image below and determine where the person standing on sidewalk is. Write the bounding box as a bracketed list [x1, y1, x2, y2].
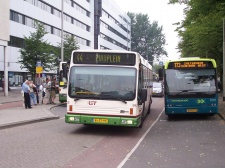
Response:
[21, 80, 32, 109]
[50, 77, 56, 104]
[39, 80, 46, 104]
[29, 81, 37, 106]
[46, 78, 52, 104]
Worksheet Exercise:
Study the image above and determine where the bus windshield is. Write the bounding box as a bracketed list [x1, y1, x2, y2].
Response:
[59, 70, 68, 87]
[165, 69, 217, 96]
[68, 66, 136, 100]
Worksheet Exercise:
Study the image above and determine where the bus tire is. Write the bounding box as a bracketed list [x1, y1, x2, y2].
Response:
[147, 97, 152, 114]
[167, 114, 173, 121]
[138, 103, 145, 128]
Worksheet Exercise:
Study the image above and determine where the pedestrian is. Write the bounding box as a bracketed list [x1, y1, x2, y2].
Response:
[21, 83, 25, 106]
[218, 77, 222, 91]
[46, 78, 52, 104]
[33, 84, 39, 104]
[21, 80, 32, 109]
[51, 77, 56, 104]
[39, 80, 46, 104]
[29, 80, 37, 106]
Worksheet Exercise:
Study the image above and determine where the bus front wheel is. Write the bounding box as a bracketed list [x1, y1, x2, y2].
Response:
[138, 103, 145, 128]
[147, 97, 152, 115]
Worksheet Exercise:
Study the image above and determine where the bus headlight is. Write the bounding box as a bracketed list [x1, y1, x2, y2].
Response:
[69, 117, 75, 121]
[127, 120, 133, 124]
[69, 117, 79, 122]
[121, 120, 126, 124]
[121, 120, 133, 125]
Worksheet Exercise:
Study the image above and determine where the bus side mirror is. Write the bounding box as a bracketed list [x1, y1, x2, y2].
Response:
[140, 88, 147, 103]
[62, 64, 68, 79]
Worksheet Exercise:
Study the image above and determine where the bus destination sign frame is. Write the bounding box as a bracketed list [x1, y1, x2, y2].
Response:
[73, 52, 136, 66]
[168, 61, 214, 69]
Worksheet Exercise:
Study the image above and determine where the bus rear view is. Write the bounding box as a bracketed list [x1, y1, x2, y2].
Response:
[164, 58, 218, 116]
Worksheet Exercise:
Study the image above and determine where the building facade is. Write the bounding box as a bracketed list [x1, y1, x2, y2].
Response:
[0, 0, 131, 87]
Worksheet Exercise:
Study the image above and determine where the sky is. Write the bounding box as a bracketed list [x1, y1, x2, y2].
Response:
[113, 0, 186, 60]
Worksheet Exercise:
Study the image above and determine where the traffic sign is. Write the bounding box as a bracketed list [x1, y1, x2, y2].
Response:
[36, 66, 43, 73]
[159, 61, 163, 66]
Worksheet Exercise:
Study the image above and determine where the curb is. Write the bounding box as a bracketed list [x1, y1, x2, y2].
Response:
[0, 115, 60, 130]
[0, 100, 22, 104]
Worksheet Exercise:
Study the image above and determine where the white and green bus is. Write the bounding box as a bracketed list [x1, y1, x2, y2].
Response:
[58, 61, 68, 103]
[64, 50, 153, 127]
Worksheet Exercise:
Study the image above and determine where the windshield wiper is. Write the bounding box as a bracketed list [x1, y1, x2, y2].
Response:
[100, 93, 127, 104]
[73, 92, 100, 102]
[75, 91, 99, 95]
[172, 90, 195, 96]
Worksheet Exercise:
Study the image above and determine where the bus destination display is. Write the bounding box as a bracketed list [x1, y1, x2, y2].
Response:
[168, 61, 213, 69]
[73, 52, 135, 65]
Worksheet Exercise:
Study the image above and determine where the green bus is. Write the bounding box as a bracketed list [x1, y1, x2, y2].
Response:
[164, 57, 218, 116]
[58, 61, 68, 103]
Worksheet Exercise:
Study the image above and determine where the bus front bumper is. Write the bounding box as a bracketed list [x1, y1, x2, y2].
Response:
[65, 114, 141, 127]
[165, 106, 218, 115]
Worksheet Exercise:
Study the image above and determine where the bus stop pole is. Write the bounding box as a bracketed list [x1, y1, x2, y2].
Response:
[4, 46, 9, 97]
[61, 0, 64, 62]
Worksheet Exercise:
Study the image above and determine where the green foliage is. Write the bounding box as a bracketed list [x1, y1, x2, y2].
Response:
[55, 34, 80, 62]
[18, 22, 56, 79]
[169, 0, 225, 74]
[128, 12, 167, 63]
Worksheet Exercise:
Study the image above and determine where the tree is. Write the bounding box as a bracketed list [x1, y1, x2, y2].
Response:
[55, 34, 80, 62]
[128, 12, 168, 63]
[18, 22, 56, 80]
[169, 0, 225, 76]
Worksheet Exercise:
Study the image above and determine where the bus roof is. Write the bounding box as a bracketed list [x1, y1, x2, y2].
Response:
[164, 57, 217, 69]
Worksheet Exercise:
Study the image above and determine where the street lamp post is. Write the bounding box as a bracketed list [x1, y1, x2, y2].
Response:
[61, 0, 64, 62]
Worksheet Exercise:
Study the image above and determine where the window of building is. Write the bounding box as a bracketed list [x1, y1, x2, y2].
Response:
[44, 24, 51, 33]
[86, 40, 90, 46]
[53, 27, 61, 37]
[64, 0, 70, 4]
[10, 11, 23, 24]
[25, 16, 35, 28]
[8, 36, 24, 48]
[53, 8, 61, 18]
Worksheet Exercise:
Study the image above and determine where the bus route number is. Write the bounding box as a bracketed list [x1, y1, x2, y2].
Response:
[174, 62, 206, 68]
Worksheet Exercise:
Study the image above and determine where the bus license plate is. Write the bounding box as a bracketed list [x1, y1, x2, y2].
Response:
[187, 109, 198, 112]
[93, 118, 108, 123]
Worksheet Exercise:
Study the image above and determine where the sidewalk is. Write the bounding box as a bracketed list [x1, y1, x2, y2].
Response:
[0, 87, 60, 129]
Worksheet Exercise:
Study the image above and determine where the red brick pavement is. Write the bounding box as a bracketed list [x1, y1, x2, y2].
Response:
[0, 101, 23, 110]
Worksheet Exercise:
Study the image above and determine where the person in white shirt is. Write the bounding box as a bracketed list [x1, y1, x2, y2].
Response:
[39, 80, 46, 104]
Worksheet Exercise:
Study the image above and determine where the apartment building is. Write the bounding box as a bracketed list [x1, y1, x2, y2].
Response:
[0, 0, 131, 86]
